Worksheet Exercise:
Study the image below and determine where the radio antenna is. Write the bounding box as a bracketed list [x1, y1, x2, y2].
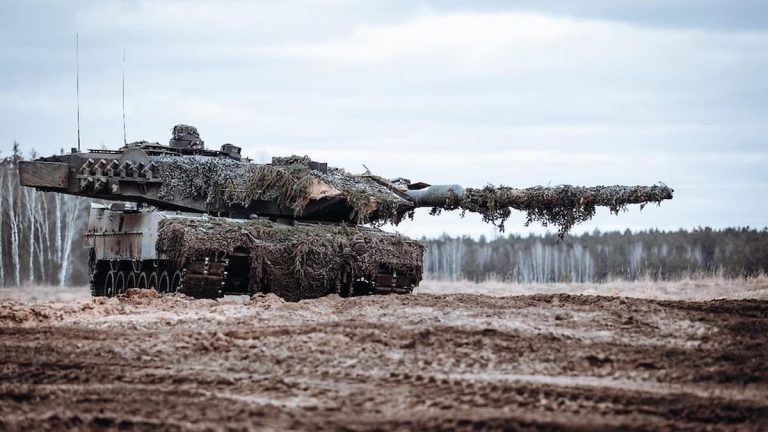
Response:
[76, 33, 81, 152]
[122, 48, 127, 145]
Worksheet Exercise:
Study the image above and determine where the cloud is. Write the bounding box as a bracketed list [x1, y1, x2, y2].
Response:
[0, 1, 766, 236]
[430, 0, 768, 32]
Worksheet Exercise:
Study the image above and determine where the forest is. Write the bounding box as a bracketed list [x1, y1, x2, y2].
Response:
[423, 228, 768, 282]
[0, 144, 89, 288]
[1, 146, 766, 287]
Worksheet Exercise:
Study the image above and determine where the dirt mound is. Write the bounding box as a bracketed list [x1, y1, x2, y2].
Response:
[0, 301, 92, 326]
[122, 288, 161, 299]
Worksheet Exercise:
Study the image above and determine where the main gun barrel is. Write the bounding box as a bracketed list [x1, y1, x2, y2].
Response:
[403, 183, 674, 237]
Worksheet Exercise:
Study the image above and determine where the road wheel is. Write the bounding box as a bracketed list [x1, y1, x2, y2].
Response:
[126, 272, 137, 289]
[137, 272, 148, 289]
[171, 270, 182, 293]
[148, 272, 158, 291]
[159, 271, 170, 293]
[116, 271, 126, 294]
[104, 271, 116, 297]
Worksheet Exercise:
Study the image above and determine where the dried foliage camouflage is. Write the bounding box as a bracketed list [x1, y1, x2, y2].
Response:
[171, 124, 200, 139]
[156, 216, 423, 301]
[434, 184, 674, 237]
[154, 155, 402, 225]
[153, 152, 673, 237]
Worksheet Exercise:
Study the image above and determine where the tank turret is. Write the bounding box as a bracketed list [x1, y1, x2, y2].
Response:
[19, 125, 673, 300]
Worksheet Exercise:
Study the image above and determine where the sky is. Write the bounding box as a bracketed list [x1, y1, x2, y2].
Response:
[1, 0, 766, 239]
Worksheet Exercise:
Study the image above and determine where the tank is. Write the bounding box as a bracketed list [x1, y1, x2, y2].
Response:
[19, 124, 673, 300]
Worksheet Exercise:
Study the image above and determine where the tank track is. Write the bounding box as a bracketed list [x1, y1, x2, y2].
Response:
[89, 255, 417, 299]
[88, 213, 423, 300]
[89, 254, 182, 297]
[88, 254, 227, 299]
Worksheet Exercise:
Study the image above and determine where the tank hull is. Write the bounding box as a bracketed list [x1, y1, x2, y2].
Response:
[86, 205, 423, 301]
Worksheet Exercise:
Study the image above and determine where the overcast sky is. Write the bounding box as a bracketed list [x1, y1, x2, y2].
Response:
[1, 0, 766, 239]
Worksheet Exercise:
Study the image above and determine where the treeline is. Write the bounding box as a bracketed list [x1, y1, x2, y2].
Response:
[423, 228, 768, 282]
[0, 143, 89, 287]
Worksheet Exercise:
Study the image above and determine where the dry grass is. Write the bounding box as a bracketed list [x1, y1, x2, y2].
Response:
[2, 275, 767, 303]
[0, 285, 90, 303]
[417, 274, 768, 301]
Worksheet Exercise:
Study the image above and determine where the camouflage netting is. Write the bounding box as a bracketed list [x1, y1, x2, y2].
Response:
[156, 217, 424, 301]
[151, 150, 672, 236]
[171, 124, 200, 139]
[123, 140, 155, 147]
[154, 155, 403, 225]
[435, 183, 674, 238]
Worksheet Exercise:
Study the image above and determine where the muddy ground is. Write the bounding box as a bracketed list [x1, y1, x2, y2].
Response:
[0, 288, 766, 431]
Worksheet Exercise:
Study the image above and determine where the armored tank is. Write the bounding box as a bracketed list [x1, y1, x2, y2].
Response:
[19, 124, 673, 300]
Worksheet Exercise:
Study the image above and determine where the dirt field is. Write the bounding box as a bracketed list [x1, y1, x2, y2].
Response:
[1, 284, 767, 431]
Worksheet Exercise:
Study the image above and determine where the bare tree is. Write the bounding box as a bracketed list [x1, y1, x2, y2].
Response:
[6, 163, 21, 287]
[23, 186, 37, 283]
[58, 196, 86, 286]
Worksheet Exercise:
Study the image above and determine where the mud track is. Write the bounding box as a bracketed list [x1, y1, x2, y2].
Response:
[1, 290, 767, 431]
